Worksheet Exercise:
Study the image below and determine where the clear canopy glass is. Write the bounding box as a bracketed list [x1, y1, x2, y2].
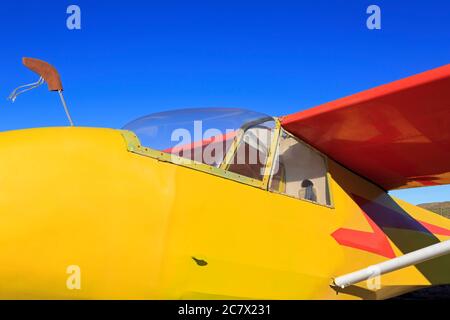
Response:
[122, 108, 273, 166]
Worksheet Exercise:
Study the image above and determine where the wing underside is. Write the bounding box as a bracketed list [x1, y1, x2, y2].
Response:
[281, 64, 450, 190]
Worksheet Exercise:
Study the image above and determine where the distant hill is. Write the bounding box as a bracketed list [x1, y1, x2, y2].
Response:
[418, 201, 450, 219]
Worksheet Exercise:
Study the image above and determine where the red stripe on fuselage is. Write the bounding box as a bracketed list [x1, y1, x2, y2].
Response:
[331, 211, 396, 258]
[419, 221, 450, 236]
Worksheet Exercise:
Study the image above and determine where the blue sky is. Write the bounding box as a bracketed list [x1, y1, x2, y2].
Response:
[0, 0, 449, 204]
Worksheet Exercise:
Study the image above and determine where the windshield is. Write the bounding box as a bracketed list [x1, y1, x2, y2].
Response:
[122, 108, 273, 166]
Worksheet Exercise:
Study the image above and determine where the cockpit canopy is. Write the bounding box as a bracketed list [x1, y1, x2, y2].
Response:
[123, 108, 271, 150]
[123, 108, 331, 206]
[123, 108, 273, 167]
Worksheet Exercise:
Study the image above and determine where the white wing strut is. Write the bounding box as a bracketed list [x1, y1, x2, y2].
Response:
[333, 240, 450, 289]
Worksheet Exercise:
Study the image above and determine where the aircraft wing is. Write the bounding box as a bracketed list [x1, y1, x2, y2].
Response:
[280, 64, 450, 190]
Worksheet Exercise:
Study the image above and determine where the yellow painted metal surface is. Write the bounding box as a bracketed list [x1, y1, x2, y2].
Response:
[0, 127, 448, 299]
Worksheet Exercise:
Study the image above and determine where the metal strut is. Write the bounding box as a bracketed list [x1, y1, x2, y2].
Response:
[333, 240, 450, 289]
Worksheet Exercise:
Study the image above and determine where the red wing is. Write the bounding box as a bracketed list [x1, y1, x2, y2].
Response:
[281, 64, 450, 190]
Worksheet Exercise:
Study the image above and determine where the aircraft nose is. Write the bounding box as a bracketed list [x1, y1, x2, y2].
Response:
[0, 127, 172, 298]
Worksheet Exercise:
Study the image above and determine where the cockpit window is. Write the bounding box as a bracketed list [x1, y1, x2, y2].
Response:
[122, 108, 272, 167]
[226, 120, 275, 181]
[269, 130, 331, 206]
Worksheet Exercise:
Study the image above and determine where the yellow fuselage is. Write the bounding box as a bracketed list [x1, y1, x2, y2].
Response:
[0, 127, 449, 299]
